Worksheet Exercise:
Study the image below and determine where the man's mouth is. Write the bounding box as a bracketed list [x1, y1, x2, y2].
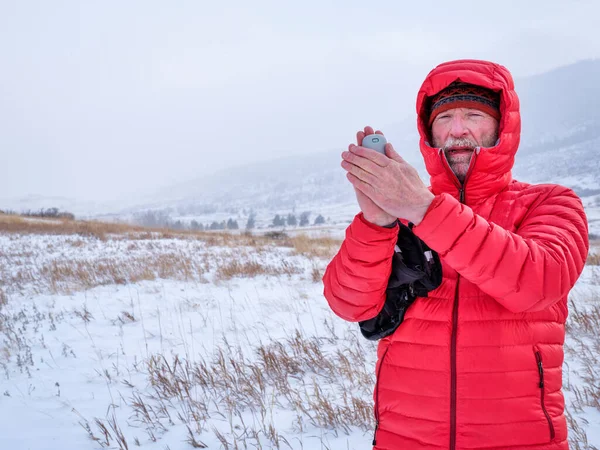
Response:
[447, 147, 474, 153]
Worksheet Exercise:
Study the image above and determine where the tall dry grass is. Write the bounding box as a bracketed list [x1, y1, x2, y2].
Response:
[2, 251, 211, 295]
[286, 234, 340, 260]
[565, 283, 600, 450]
[83, 325, 376, 449]
[0, 214, 140, 240]
[587, 252, 600, 266]
[0, 217, 335, 296]
[587, 236, 600, 266]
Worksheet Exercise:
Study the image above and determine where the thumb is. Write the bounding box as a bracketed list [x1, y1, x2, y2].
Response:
[385, 143, 405, 163]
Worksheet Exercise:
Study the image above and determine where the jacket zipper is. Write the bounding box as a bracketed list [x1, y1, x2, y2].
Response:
[450, 279, 460, 450]
[372, 344, 391, 446]
[439, 149, 477, 450]
[535, 351, 556, 440]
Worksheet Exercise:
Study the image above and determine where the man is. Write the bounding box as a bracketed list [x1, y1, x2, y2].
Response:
[323, 59, 589, 449]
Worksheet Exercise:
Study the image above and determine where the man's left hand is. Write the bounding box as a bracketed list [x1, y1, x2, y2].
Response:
[341, 142, 434, 225]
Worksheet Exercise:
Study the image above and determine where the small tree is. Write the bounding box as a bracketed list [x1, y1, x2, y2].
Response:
[245, 213, 256, 230]
[134, 210, 171, 228]
[299, 211, 310, 227]
[190, 220, 204, 231]
[171, 220, 185, 230]
[272, 214, 285, 227]
[227, 218, 239, 230]
[314, 214, 325, 225]
[287, 213, 297, 227]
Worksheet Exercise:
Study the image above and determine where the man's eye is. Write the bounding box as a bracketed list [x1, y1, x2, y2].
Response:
[467, 112, 482, 118]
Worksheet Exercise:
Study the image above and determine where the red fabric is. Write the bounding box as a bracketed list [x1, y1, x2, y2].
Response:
[323, 60, 589, 449]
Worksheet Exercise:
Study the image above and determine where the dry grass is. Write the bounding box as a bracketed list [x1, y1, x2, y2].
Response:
[286, 234, 340, 260]
[0, 220, 333, 295]
[0, 214, 342, 252]
[3, 253, 210, 295]
[84, 324, 376, 448]
[1, 241, 318, 296]
[565, 290, 600, 450]
[0, 214, 141, 240]
[0, 214, 243, 244]
[0, 288, 7, 309]
[311, 264, 323, 283]
[214, 258, 303, 282]
[587, 252, 600, 266]
[588, 236, 600, 266]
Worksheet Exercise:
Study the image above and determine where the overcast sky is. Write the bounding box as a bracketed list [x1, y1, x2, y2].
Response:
[2, 0, 600, 204]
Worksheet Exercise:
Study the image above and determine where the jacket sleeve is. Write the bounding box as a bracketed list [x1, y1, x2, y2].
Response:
[413, 186, 589, 313]
[322, 212, 399, 322]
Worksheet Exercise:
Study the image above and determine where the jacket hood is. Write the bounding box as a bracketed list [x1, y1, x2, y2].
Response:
[416, 59, 521, 204]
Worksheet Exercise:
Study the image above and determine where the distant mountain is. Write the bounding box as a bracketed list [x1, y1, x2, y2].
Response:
[130, 150, 349, 212]
[511, 60, 600, 198]
[118, 59, 600, 232]
[6, 60, 599, 234]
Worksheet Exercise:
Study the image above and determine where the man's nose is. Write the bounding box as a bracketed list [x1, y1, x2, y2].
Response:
[449, 115, 468, 137]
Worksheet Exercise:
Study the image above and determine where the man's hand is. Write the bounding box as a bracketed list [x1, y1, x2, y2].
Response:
[346, 126, 397, 226]
[341, 129, 434, 225]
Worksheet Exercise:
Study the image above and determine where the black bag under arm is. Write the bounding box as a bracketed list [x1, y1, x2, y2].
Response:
[359, 222, 442, 341]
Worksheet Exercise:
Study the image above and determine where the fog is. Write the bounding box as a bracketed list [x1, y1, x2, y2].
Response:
[2, 0, 600, 203]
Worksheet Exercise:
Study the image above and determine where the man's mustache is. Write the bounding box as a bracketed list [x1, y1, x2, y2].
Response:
[442, 137, 478, 150]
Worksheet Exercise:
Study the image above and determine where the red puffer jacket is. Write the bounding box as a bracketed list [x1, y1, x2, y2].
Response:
[323, 60, 589, 449]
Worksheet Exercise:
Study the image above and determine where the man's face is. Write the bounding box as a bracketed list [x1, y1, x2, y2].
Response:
[431, 107, 499, 183]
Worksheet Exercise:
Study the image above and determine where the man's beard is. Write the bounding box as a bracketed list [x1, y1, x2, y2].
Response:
[433, 134, 498, 183]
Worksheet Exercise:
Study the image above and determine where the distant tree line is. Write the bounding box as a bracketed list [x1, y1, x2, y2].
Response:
[176, 204, 242, 216]
[134, 210, 240, 231]
[134, 209, 328, 231]
[0, 207, 76, 220]
[268, 212, 325, 228]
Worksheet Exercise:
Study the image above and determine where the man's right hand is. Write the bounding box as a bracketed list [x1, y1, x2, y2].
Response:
[349, 126, 397, 227]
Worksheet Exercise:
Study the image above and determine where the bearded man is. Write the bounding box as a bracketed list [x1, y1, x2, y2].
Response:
[323, 59, 589, 450]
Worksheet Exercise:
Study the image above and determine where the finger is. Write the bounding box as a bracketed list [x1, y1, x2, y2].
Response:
[375, 129, 384, 135]
[385, 143, 405, 163]
[350, 144, 390, 167]
[356, 131, 365, 145]
[347, 172, 378, 201]
[342, 150, 383, 176]
[346, 172, 374, 193]
[341, 159, 380, 185]
[364, 126, 375, 136]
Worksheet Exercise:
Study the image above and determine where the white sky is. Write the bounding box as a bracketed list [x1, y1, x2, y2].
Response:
[2, 0, 600, 202]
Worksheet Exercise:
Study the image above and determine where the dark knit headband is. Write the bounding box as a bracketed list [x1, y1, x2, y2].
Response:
[429, 81, 501, 125]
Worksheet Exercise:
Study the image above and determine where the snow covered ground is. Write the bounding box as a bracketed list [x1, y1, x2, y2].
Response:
[0, 221, 599, 449]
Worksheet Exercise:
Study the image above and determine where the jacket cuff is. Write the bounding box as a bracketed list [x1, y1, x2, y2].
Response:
[342, 212, 399, 270]
[341, 213, 398, 261]
[357, 213, 399, 233]
[412, 193, 470, 254]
